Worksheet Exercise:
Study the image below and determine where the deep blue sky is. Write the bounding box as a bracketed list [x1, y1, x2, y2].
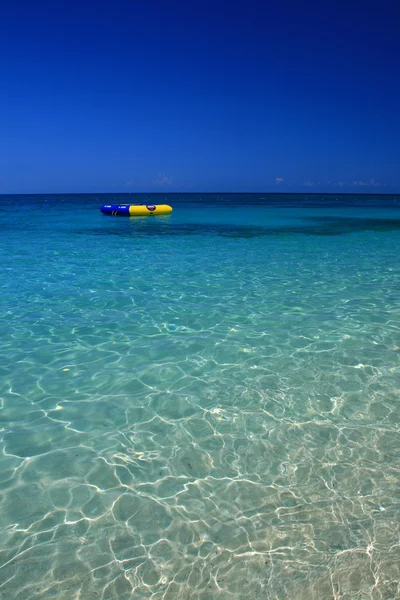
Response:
[1, 0, 399, 194]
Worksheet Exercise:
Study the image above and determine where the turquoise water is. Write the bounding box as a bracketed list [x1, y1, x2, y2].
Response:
[1, 193, 400, 600]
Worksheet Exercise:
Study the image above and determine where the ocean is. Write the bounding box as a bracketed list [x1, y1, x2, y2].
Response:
[0, 193, 399, 599]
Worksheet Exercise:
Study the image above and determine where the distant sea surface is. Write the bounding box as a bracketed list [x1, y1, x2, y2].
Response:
[1, 193, 400, 600]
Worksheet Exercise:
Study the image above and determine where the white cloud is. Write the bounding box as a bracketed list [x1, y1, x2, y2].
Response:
[123, 180, 136, 188]
[352, 178, 380, 187]
[333, 178, 384, 188]
[275, 177, 284, 184]
[154, 173, 173, 186]
[304, 180, 315, 186]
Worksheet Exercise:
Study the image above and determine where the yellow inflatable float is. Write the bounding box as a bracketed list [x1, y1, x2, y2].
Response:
[100, 204, 173, 216]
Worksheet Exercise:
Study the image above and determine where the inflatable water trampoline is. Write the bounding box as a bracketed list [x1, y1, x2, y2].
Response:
[100, 204, 173, 216]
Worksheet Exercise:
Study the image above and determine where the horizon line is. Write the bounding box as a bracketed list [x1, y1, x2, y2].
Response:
[0, 191, 399, 197]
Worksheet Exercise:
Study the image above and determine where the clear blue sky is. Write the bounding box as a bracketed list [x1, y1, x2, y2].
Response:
[1, 0, 399, 194]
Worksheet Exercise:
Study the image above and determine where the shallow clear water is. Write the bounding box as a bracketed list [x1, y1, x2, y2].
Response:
[0, 193, 399, 599]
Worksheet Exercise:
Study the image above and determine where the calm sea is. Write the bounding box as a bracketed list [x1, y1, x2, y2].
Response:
[1, 193, 399, 599]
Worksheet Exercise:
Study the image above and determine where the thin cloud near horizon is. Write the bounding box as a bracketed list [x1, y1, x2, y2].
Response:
[154, 173, 173, 186]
